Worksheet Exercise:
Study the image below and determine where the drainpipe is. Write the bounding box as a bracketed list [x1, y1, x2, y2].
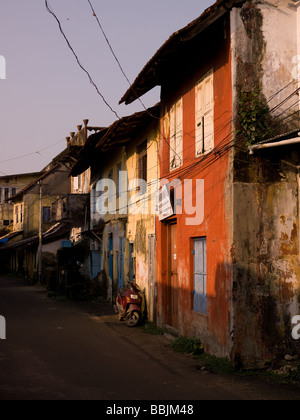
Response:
[249, 135, 300, 154]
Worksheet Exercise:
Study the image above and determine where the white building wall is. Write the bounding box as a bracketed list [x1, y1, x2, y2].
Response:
[260, 1, 298, 115]
[231, 1, 299, 123]
[297, 3, 300, 109]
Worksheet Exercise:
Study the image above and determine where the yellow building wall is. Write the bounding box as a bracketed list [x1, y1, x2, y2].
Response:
[126, 123, 159, 320]
[100, 147, 128, 298]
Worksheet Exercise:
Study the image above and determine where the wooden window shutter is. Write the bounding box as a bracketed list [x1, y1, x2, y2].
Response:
[175, 98, 183, 168]
[169, 98, 183, 170]
[170, 104, 176, 169]
[138, 142, 147, 184]
[203, 73, 214, 153]
[195, 82, 204, 156]
[195, 70, 214, 157]
[142, 154, 147, 183]
[73, 176, 79, 191]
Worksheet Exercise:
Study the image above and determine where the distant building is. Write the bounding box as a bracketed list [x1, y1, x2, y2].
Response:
[0, 172, 40, 234]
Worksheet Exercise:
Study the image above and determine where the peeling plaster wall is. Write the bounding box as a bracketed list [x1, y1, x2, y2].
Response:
[156, 16, 233, 359]
[297, 4, 300, 111]
[298, 5, 300, 58]
[231, 1, 298, 126]
[91, 147, 128, 301]
[232, 174, 300, 368]
[260, 1, 298, 118]
[126, 122, 159, 321]
[230, 1, 300, 368]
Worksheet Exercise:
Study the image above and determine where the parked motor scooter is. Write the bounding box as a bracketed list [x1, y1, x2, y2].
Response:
[114, 281, 142, 327]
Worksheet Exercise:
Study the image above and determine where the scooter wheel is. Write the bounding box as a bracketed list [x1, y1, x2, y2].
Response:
[126, 311, 140, 328]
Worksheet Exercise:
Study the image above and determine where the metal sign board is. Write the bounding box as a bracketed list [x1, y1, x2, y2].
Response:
[159, 185, 174, 221]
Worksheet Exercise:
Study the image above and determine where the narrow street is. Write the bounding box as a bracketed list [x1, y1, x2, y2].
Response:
[0, 275, 299, 401]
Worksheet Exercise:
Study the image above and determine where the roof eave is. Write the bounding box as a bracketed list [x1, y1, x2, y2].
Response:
[96, 103, 161, 150]
[119, 0, 245, 105]
[8, 164, 61, 202]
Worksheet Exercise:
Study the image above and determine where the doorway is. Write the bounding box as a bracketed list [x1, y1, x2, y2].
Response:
[118, 237, 124, 289]
[129, 242, 134, 283]
[109, 234, 113, 282]
[91, 251, 102, 280]
[148, 234, 156, 322]
[167, 223, 179, 329]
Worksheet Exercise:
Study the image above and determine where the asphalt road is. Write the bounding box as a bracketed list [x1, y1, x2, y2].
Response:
[0, 275, 299, 401]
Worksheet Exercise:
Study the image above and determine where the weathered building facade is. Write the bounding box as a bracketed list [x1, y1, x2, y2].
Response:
[7, 162, 71, 279]
[0, 172, 40, 234]
[71, 106, 160, 313]
[125, 116, 160, 322]
[1, 0, 299, 369]
[120, 0, 300, 367]
[0, 135, 92, 282]
[230, 0, 300, 368]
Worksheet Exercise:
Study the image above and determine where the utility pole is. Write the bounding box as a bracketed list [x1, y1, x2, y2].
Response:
[38, 181, 43, 283]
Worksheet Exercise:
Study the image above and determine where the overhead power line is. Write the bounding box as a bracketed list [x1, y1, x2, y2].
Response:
[0, 139, 65, 165]
[87, 0, 160, 122]
[86, 1, 183, 165]
[45, 0, 120, 120]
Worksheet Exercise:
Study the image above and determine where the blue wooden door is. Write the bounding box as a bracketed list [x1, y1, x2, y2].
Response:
[129, 242, 134, 282]
[91, 251, 101, 280]
[193, 238, 207, 315]
[109, 235, 113, 281]
[118, 237, 124, 289]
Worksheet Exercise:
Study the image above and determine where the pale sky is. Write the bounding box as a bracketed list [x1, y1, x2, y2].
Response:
[0, 0, 214, 175]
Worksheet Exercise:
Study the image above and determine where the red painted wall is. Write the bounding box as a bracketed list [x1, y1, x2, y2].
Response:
[156, 16, 233, 357]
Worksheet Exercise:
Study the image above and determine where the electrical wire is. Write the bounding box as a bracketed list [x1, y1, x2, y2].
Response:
[88, 104, 300, 214]
[45, 0, 120, 120]
[2, 14, 299, 188]
[48, 0, 300, 175]
[0, 139, 66, 165]
[87, 0, 163, 125]
[88, 91, 300, 211]
[2, 81, 297, 179]
[85, 0, 186, 166]
[46, 0, 184, 170]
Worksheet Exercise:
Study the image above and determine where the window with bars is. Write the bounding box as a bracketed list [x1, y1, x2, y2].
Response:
[138, 142, 147, 195]
[117, 163, 122, 198]
[0, 187, 17, 204]
[4, 188, 10, 201]
[43, 207, 51, 224]
[15, 205, 19, 224]
[108, 169, 114, 204]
